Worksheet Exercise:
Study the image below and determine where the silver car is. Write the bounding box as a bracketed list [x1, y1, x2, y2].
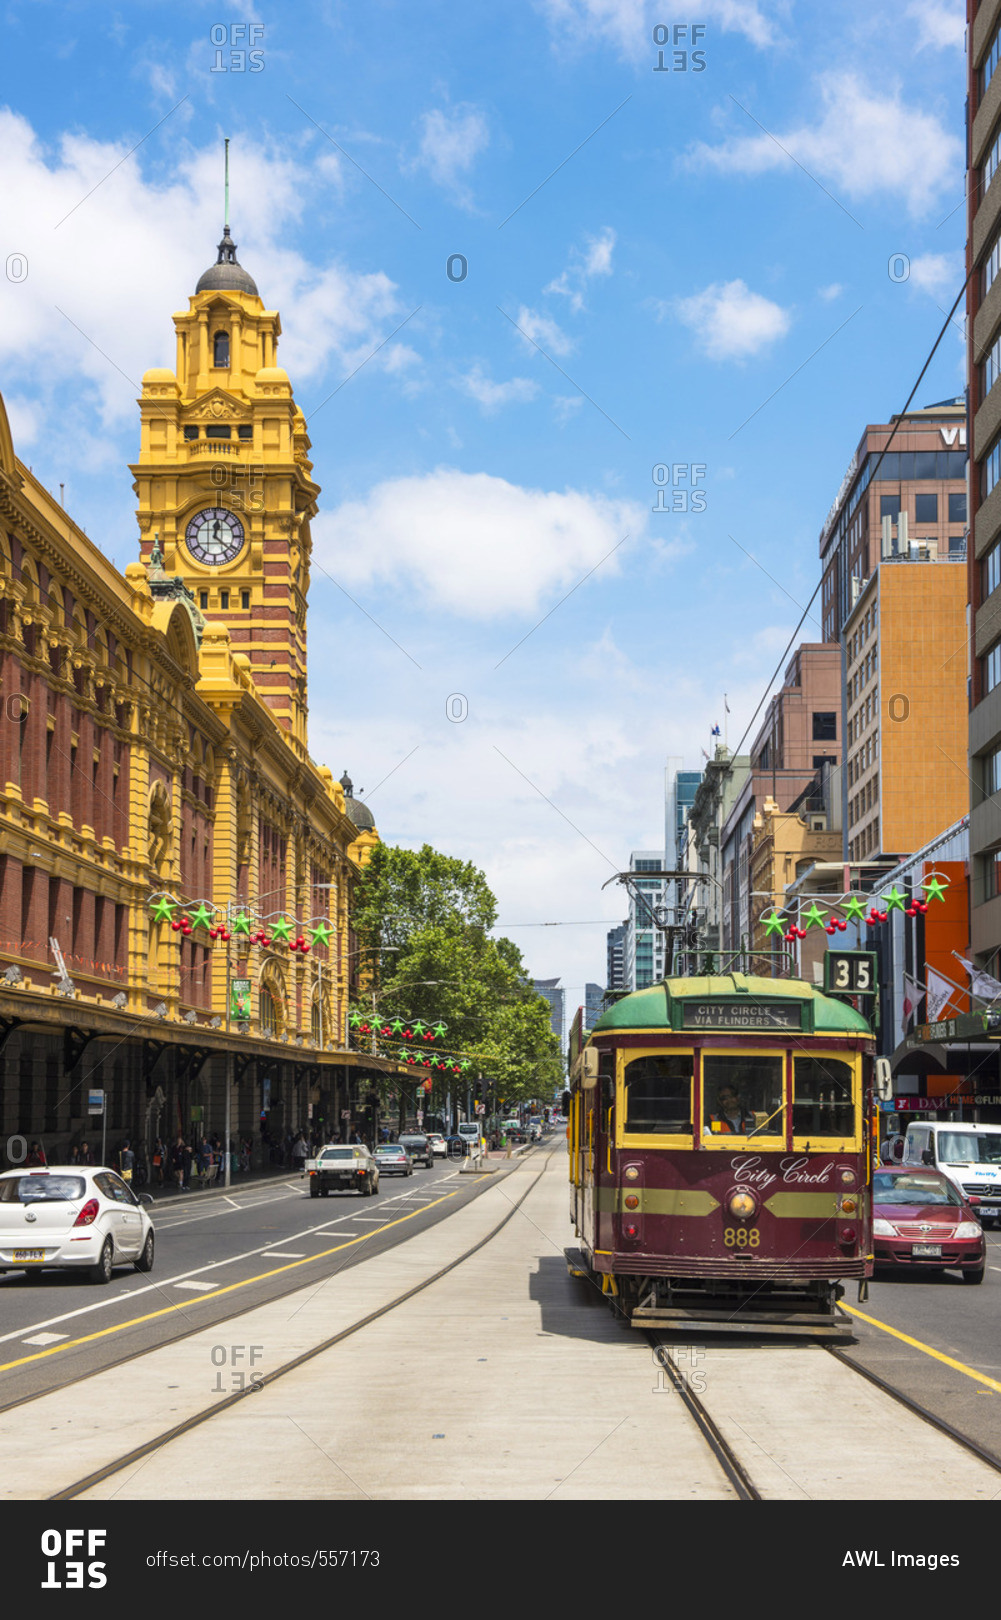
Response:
[0, 1166, 155, 1283]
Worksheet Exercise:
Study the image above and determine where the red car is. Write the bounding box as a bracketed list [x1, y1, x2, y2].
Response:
[872, 1168, 986, 1284]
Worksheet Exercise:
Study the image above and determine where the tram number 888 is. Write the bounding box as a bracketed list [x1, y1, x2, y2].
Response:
[723, 1227, 760, 1247]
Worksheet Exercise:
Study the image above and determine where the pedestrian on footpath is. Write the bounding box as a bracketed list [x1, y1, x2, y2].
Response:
[292, 1132, 308, 1176]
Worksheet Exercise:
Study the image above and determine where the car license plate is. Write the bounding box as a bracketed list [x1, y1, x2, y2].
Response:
[14, 1249, 44, 1262]
[912, 1243, 942, 1257]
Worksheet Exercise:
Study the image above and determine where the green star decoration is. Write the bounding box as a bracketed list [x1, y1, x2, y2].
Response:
[882, 886, 907, 912]
[762, 911, 786, 937]
[411, 1021, 426, 1038]
[232, 912, 253, 936]
[270, 916, 293, 943]
[842, 895, 868, 923]
[189, 902, 215, 930]
[308, 919, 333, 947]
[349, 1011, 364, 1029]
[921, 876, 949, 904]
[803, 903, 828, 930]
[432, 1022, 447, 1038]
[150, 896, 175, 924]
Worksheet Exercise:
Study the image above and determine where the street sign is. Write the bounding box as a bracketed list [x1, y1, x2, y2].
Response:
[824, 950, 877, 997]
[88, 1089, 104, 1116]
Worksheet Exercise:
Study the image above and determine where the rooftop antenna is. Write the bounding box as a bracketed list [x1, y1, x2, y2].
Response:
[224, 136, 230, 231]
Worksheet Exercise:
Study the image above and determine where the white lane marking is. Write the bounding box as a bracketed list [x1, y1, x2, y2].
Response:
[173, 1281, 218, 1292]
[21, 1332, 68, 1346]
[263, 1251, 305, 1259]
[0, 1176, 463, 1343]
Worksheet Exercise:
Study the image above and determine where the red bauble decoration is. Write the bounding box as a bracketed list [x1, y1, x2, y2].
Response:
[301, 944, 310, 955]
[182, 925, 192, 935]
[784, 930, 796, 942]
[171, 920, 181, 931]
[825, 923, 837, 935]
[837, 919, 847, 931]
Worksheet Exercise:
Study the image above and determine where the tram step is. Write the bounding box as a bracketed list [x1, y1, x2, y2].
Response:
[631, 1304, 855, 1339]
[564, 1246, 590, 1278]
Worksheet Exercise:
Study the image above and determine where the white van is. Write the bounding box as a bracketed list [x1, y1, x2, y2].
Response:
[902, 1122, 1001, 1223]
[456, 1121, 482, 1160]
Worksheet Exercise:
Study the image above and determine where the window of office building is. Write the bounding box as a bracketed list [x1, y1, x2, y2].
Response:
[985, 541, 1001, 600]
[949, 491, 967, 525]
[985, 641, 1001, 695]
[985, 121, 1001, 194]
[985, 746, 1001, 798]
[812, 712, 837, 741]
[984, 849, 1001, 902]
[984, 21, 1001, 97]
[984, 433, 1001, 500]
[914, 493, 938, 523]
[879, 494, 900, 521]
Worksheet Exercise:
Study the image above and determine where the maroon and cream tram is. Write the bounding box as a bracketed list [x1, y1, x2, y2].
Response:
[566, 973, 877, 1336]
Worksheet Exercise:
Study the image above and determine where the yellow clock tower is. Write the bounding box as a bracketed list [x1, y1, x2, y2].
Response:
[131, 217, 318, 746]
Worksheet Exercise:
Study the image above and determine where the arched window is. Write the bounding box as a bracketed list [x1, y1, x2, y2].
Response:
[213, 330, 230, 367]
[261, 988, 278, 1037]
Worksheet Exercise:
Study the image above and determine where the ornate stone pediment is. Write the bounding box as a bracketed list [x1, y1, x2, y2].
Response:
[188, 392, 244, 423]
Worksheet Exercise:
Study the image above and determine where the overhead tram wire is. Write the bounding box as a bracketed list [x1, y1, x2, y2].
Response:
[727, 263, 977, 770]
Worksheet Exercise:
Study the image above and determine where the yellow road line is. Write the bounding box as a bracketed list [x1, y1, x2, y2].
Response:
[0, 1188, 463, 1375]
[845, 1305, 1001, 1394]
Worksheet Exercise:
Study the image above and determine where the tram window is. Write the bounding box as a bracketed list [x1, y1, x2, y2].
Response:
[793, 1057, 855, 1136]
[623, 1054, 692, 1134]
[702, 1055, 783, 1136]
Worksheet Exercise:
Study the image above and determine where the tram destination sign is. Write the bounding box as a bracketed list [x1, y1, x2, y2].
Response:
[682, 1001, 803, 1031]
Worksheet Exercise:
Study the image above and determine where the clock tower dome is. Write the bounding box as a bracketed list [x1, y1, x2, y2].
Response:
[131, 220, 318, 745]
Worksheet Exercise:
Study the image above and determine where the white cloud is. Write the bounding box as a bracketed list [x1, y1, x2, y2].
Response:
[545, 227, 616, 313]
[0, 112, 410, 438]
[536, 0, 783, 58]
[688, 72, 963, 218]
[313, 467, 645, 618]
[818, 283, 843, 300]
[906, 251, 963, 300]
[457, 366, 540, 411]
[513, 305, 574, 356]
[907, 0, 964, 50]
[410, 104, 489, 206]
[673, 279, 791, 361]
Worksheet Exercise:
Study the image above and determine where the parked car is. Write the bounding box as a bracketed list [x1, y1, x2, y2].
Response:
[0, 1166, 155, 1283]
[375, 1144, 413, 1177]
[398, 1132, 433, 1168]
[306, 1145, 380, 1197]
[872, 1167, 986, 1283]
[427, 1133, 447, 1158]
[443, 1134, 471, 1157]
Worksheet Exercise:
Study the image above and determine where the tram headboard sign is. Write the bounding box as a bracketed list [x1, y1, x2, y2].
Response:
[681, 1001, 803, 1030]
[824, 950, 878, 997]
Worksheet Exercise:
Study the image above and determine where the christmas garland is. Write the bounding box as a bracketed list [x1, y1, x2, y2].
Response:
[148, 894, 333, 954]
[760, 874, 948, 942]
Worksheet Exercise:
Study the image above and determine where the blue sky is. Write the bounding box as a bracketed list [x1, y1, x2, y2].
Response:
[0, 0, 969, 1009]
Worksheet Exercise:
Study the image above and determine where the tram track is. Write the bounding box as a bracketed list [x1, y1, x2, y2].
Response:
[825, 1342, 1001, 1477]
[45, 1146, 558, 1502]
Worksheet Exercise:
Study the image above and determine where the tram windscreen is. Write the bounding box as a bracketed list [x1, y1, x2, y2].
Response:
[702, 1054, 783, 1137]
[792, 1057, 855, 1136]
[623, 1054, 693, 1133]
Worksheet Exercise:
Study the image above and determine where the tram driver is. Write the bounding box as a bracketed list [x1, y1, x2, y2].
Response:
[704, 1085, 756, 1135]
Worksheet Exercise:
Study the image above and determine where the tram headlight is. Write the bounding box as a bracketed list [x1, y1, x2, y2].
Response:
[840, 1170, 855, 1187]
[623, 1165, 641, 1182]
[727, 1190, 757, 1220]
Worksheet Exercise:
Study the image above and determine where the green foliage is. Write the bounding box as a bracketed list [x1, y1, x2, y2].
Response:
[351, 843, 561, 1110]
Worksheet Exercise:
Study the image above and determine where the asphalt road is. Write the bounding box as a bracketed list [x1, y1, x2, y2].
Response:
[0, 1156, 514, 1408]
[838, 1227, 1001, 1460]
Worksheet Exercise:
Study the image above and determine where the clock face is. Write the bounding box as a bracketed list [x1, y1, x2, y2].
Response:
[184, 507, 245, 566]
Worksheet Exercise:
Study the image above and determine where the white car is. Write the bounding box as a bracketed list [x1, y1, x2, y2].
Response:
[427, 1133, 447, 1158]
[0, 1166, 155, 1283]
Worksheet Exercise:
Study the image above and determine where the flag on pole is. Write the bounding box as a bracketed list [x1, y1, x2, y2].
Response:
[901, 972, 923, 1033]
[925, 967, 954, 1024]
[724, 696, 730, 713]
[953, 952, 1001, 1002]
[710, 725, 721, 736]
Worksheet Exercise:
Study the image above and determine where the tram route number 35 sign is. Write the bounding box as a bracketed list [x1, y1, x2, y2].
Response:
[824, 950, 878, 997]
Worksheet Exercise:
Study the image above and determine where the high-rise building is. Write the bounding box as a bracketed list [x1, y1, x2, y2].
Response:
[720, 644, 842, 951]
[819, 403, 967, 645]
[624, 851, 666, 989]
[533, 978, 565, 1051]
[968, 3, 1001, 974]
[606, 923, 627, 991]
[583, 982, 605, 1030]
[843, 562, 967, 863]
